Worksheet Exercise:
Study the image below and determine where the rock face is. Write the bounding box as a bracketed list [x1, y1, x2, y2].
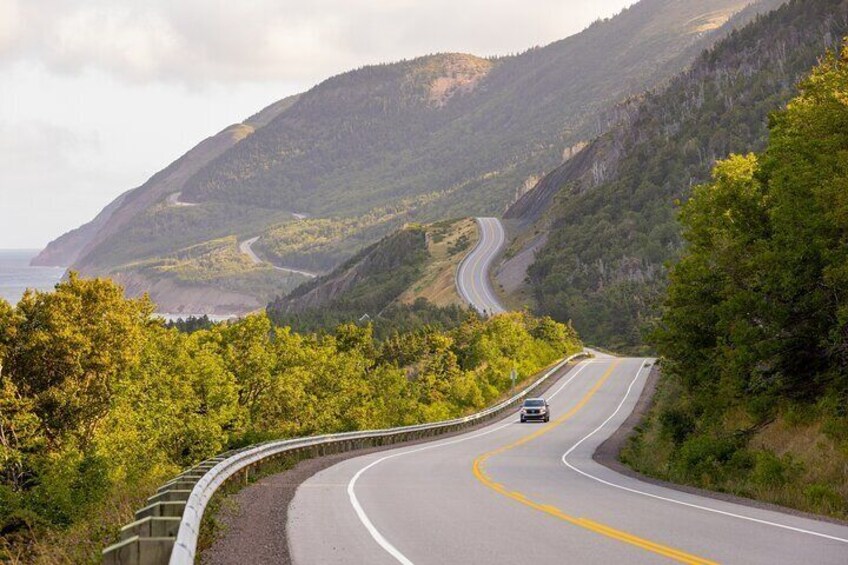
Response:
[422, 54, 493, 107]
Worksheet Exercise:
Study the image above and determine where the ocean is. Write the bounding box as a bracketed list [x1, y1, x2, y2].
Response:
[0, 250, 241, 322]
[0, 250, 65, 305]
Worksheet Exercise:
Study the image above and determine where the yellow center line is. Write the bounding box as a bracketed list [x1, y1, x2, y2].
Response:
[472, 360, 718, 565]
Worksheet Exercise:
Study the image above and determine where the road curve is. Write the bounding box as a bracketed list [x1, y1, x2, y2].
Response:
[288, 357, 848, 564]
[239, 236, 318, 278]
[456, 217, 507, 315]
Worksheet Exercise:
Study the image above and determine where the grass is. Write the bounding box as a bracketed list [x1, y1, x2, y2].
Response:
[621, 373, 848, 521]
[121, 236, 309, 304]
[397, 218, 478, 307]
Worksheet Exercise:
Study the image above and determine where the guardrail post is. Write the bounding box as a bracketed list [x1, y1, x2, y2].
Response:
[135, 501, 186, 521]
[119, 516, 181, 540]
[102, 535, 174, 565]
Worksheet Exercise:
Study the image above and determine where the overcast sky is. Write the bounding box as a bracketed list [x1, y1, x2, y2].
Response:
[0, 0, 636, 249]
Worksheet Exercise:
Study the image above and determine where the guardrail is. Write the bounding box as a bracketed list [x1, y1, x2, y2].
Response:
[102, 350, 590, 565]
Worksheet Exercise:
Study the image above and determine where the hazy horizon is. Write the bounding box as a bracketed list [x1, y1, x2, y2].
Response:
[0, 0, 637, 249]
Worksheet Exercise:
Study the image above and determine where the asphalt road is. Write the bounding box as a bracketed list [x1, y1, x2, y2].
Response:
[288, 357, 848, 564]
[456, 217, 506, 315]
[238, 236, 318, 278]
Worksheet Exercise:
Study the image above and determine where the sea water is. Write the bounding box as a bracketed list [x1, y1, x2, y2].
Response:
[0, 250, 65, 305]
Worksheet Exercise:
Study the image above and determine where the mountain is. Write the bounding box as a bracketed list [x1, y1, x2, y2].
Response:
[38, 0, 770, 314]
[505, 0, 848, 351]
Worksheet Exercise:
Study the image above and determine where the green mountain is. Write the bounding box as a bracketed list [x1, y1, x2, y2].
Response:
[629, 38, 848, 521]
[508, 0, 848, 351]
[36, 0, 769, 314]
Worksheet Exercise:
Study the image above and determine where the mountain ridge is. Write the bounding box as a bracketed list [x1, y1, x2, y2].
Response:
[507, 0, 848, 350]
[36, 0, 768, 315]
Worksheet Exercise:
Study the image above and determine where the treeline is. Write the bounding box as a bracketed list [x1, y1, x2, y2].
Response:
[624, 45, 848, 518]
[0, 274, 580, 562]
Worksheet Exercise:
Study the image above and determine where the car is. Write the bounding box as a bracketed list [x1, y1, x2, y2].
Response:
[520, 398, 550, 423]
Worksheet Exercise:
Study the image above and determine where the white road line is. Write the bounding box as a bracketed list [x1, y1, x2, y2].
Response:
[561, 361, 848, 545]
[348, 360, 591, 564]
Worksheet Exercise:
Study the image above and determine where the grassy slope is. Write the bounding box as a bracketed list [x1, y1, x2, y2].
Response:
[267, 220, 477, 335]
[622, 371, 848, 519]
[125, 236, 309, 304]
[397, 218, 477, 307]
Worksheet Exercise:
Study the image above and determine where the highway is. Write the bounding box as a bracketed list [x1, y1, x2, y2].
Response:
[456, 217, 506, 315]
[288, 357, 848, 564]
[285, 215, 848, 564]
[286, 218, 848, 565]
[239, 236, 318, 278]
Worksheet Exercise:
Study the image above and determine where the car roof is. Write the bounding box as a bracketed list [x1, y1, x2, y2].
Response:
[524, 397, 545, 402]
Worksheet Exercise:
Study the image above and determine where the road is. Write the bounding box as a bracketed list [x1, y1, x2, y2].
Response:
[239, 236, 317, 278]
[456, 217, 507, 315]
[288, 357, 848, 564]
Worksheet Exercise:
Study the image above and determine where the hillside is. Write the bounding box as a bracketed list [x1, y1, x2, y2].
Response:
[507, 0, 848, 351]
[625, 45, 848, 519]
[267, 219, 476, 335]
[36, 0, 769, 314]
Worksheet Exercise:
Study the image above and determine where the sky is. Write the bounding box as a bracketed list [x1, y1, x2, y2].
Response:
[0, 0, 636, 249]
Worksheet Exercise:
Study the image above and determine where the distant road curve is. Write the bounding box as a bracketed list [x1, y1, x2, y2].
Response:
[239, 236, 317, 279]
[456, 217, 507, 315]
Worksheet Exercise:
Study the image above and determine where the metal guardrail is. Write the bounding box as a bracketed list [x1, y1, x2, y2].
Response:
[103, 351, 590, 565]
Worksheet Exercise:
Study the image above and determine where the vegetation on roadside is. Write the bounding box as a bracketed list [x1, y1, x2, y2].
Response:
[0, 275, 580, 562]
[622, 45, 848, 519]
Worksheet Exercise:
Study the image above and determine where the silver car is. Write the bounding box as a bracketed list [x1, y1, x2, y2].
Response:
[520, 398, 550, 423]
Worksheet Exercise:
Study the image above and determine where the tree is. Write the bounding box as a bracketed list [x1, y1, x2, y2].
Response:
[6, 274, 154, 448]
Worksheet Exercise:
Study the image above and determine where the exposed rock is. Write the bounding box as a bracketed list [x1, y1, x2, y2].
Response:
[112, 271, 262, 316]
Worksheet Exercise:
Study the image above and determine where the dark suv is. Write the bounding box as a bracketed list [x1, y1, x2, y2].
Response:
[520, 398, 550, 423]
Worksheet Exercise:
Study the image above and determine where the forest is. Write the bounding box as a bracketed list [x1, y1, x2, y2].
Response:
[528, 0, 848, 351]
[623, 43, 848, 519]
[0, 275, 580, 562]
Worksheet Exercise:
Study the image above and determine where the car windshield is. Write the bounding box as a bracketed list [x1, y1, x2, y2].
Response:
[524, 399, 545, 407]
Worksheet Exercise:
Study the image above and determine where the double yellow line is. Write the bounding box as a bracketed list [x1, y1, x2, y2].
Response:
[472, 360, 718, 565]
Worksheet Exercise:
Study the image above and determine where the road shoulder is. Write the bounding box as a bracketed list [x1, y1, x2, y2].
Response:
[593, 366, 848, 528]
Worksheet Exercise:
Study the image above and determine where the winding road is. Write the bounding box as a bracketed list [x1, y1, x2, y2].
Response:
[285, 216, 848, 564]
[456, 217, 507, 315]
[239, 236, 317, 278]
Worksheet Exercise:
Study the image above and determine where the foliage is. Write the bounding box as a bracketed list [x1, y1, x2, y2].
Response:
[0, 276, 580, 562]
[528, 0, 848, 351]
[163, 315, 216, 333]
[624, 45, 848, 519]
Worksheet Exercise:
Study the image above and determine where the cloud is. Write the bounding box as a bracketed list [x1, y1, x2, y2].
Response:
[0, 120, 124, 248]
[0, 0, 635, 86]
